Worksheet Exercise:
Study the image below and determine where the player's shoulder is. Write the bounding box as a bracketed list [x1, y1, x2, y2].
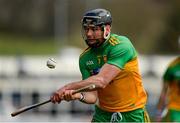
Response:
[168, 56, 180, 68]
[163, 56, 180, 80]
[79, 47, 91, 58]
[108, 34, 131, 46]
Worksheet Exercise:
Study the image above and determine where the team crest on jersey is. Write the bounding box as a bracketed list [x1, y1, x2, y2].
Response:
[103, 55, 107, 63]
[97, 55, 108, 65]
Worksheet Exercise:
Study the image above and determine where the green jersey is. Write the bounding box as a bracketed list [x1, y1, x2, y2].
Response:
[163, 57, 180, 82]
[79, 33, 137, 79]
[163, 56, 180, 110]
[79, 33, 147, 112]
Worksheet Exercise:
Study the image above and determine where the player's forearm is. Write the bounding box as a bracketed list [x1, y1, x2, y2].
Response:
[62, 75, 104, 91]
[157, 82, 168, 110]
[88, 63, 121, 88]
[62, 64, 121, 91]
[63, 80, 94, 91]
[156, 82, 168, 120]
[157, 94, 166, 110]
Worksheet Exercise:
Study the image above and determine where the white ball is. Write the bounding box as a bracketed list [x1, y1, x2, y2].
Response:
[47, 58, 56, 69]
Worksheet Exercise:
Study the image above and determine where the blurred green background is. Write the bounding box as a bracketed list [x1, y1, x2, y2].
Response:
[0, 0, 179, 55]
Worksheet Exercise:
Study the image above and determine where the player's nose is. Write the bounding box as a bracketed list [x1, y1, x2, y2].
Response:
[86, 29, 94, 36]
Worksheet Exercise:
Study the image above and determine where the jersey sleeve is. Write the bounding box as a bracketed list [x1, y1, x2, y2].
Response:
[163, 68, 172, 82]
[107, 41, 136, 69]
[79, 57, 90, 80]
[163, 65, 180, 82]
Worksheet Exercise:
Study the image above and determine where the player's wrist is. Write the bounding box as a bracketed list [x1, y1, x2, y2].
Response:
[79, 93, 85, 102]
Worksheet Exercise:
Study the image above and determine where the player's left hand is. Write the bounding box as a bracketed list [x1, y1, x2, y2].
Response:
[62, 90, 81, 101]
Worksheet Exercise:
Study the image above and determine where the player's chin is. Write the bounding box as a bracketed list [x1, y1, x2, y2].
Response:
[87, 40, 96, 45]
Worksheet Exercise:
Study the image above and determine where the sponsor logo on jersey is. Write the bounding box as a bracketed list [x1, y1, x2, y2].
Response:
[90, 68, 101, 75]
[86, 60, 94, 65]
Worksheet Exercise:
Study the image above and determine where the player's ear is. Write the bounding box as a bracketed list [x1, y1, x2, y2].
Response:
[104, 25, 111, 39]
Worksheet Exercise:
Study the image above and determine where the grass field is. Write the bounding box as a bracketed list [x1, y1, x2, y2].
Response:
[0, 33, 59, 55]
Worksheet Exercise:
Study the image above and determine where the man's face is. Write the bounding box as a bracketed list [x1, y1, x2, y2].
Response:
[83, 25, 104, 47]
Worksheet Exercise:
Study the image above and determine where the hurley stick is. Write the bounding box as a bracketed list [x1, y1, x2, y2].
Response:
[11, 84, 96, 117]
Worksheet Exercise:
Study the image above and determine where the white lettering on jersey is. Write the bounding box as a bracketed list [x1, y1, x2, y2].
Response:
[86, 60, 94, 65]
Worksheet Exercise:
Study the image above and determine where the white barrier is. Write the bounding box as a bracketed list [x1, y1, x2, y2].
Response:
[0, 54, 176, 78]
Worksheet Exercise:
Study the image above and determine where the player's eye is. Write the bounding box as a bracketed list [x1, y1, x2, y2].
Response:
[83, 26, 100, 33]
[92, 27, 99, 31]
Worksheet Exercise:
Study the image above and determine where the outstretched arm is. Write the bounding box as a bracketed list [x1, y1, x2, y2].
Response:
[156, 82, 168, 121]
[51, 63, 121, 103]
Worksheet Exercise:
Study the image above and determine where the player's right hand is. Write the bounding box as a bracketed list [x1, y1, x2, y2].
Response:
[50, 88, 65, 104]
